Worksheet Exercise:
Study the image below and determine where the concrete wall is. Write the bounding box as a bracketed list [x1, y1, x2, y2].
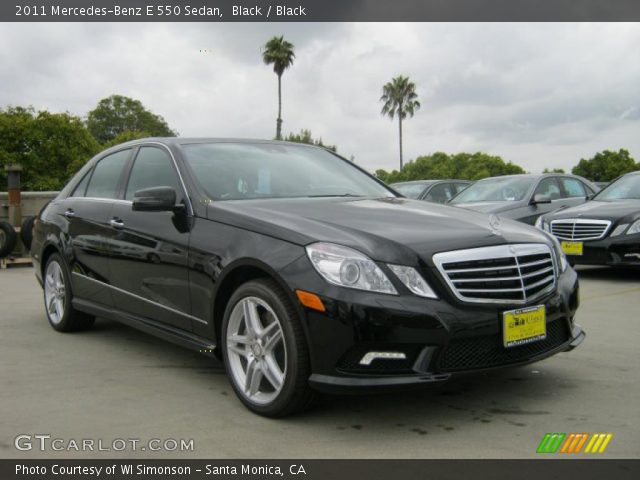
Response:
[0, 191, 59, 223]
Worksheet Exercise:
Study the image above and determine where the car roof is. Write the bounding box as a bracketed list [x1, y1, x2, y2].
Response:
[391, 179, 470, 185]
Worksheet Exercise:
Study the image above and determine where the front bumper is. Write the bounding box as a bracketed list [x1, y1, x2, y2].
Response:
[281, 258, 583, 393]
[564, 234, 640, 266]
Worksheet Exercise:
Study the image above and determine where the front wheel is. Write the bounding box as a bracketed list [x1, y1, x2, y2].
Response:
[221, 279, 316, 417]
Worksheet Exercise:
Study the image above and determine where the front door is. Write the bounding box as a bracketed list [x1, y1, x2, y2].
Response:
[106, 146, 193, 331]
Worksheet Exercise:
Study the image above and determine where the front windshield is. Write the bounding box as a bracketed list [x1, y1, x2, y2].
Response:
[181, 142, 394, 200]
[450, 176, 534, 203]
[391, 183, 431, 199]
[593, 174, 640, 201]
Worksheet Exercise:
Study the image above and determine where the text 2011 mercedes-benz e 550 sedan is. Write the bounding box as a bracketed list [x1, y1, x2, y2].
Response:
[32, 138, 585, 417]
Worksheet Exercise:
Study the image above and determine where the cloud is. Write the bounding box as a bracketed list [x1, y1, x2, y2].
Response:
[1, 22, 638, 174]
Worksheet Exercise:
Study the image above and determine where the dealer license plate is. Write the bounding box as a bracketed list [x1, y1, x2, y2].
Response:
[503, 305, 546, 348]
[561, 241, 583, 255]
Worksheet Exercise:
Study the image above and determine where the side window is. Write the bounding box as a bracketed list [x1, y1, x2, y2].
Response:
[125, 147, 183, 201]
[70, 170, 91, 197]
[455, 183, 470, 194]
[85, 150, 131, 199]
[425, 183, 454, 203]
[560, 177, 587, 198]
[535, 178, 562, 200]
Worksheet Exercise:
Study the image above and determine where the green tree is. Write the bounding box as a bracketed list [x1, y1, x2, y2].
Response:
[380, 75, 421, 171]
[262, 36, 295, 140]
[0, 106, 100, 190]
[543, 168, 565, 173]
[86, 95, 176, 144]
[285, 129, 336, 152]
[375, 152, 525, 184]
[571, 149, 638, 182]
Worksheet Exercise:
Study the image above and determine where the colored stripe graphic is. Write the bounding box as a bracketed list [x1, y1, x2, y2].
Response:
[560, 433, 589, 454]
[537, 433, 566, 453]
[584, 433, 613, 454]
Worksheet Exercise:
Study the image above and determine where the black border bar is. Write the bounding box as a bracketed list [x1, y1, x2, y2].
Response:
[4, 0, 640, 22]
[3, 459, 640, 480]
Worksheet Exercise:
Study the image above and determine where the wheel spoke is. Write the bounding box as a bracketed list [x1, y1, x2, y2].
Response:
[227, 343, 248, 358]
[46, 273, 55, 289]
[242, 299, 263, 336]
[263, 328, 283, 354]
[260, 320, 279, 339]
[229, 333, 251, 345]
[54, 298, 63, 320]
[262, 355, 284, 390]
[47, 294, 57, 314]
[54, 264, 63, 286]
[245, 358, 263, 396]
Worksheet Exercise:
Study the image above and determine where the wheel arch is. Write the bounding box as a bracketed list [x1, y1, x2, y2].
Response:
[212, 259, 305, 352]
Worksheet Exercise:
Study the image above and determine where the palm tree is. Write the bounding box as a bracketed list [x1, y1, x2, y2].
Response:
[380, 76, 421, 170]
[262, 36, 295, 140]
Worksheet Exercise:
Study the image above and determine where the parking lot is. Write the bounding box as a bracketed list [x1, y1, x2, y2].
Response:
[1, 265, 638, 459]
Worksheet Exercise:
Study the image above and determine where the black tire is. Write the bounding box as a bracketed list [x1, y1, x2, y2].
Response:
[221, 278, 316, 417]
[0, 221, 18, 258]
[20, 216, 36, 251]
[43, 253, 95, 332]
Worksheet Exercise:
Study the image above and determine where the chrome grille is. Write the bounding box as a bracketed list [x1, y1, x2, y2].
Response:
[550, 219, 611, 241]
[433, 244, 556, 304]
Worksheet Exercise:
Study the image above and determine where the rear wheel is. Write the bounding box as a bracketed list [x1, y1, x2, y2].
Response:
[0, 221, 17, 258]
[44, 253, 95, 332]
[221, 279, 316, 417]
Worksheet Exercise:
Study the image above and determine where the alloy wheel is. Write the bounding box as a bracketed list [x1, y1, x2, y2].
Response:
[225, 296, 287, 405]
[44, 260, 66, 325]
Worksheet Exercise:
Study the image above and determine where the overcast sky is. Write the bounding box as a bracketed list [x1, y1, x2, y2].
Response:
[1, 22, 639, 173]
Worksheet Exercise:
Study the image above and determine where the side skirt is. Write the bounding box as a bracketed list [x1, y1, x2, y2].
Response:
[72, 298, 219, 359]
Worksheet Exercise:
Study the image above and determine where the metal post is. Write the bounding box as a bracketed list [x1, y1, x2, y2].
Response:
[4, 164, 23, 228]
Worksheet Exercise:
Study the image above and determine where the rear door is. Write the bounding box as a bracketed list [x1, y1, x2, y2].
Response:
[65, 148, 132, 307]
[106, 145, 193, 331]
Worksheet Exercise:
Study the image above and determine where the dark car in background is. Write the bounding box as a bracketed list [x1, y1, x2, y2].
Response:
[31, 138, 584, 417]
[537, 171, 640, 266]
[390, 179, 472, 203]
[449, 173, 598, 225]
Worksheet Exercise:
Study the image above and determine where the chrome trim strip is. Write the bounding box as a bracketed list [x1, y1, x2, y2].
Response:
[71, 197, 132, 204]
[433, 243, 556, 305]
[72, 272, 208, 325]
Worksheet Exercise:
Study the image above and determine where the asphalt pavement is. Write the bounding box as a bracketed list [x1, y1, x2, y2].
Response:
[1, 265, 638, 458]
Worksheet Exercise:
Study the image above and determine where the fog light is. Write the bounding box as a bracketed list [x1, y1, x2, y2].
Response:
[359, 351, 407, 366]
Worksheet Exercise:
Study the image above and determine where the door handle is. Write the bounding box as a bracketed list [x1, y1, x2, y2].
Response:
[64, 209, 75, 218]
[109, 218, 125, 229]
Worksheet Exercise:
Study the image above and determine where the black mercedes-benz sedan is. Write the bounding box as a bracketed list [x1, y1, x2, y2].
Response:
[537, 171, 640, 266]
[449, 173, 598, 224]
[31, 138, 584, 417]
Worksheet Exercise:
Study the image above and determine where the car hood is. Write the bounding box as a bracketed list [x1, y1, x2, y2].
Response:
[207, 197, 550, 265]
[545, 200, 640, 221]
[449, 201, 518, 214]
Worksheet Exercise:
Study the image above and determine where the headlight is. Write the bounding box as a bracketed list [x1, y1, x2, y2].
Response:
[626, 220, 640, 235]
[535, 215, 550, 232]
[611, 224, 629, 236]
[306, 243, 397, 294]
[387, 264, 438, 299]
[546, 234, 568, 273]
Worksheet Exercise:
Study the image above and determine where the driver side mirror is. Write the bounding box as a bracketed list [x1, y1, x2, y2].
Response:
[530, 194, 552, 205]
[132, 186, 177, 212]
